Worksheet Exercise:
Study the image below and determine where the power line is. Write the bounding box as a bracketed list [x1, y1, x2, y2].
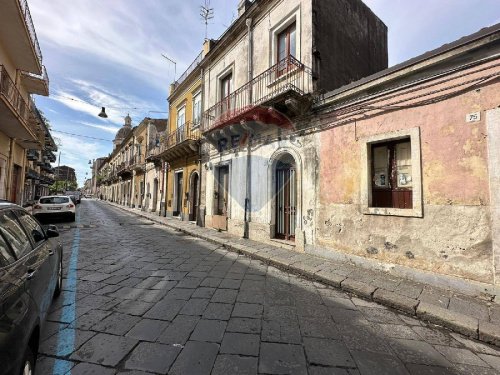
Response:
[51, 129, 113, 142]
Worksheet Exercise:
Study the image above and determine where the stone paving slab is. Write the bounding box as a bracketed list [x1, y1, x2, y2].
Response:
[107, 201, 500, 347]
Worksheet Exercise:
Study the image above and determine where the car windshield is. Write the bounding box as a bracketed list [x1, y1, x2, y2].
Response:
[40, 197, 69, 204]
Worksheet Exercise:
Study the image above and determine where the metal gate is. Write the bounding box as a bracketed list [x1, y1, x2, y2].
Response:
[275, 160, 296, 241]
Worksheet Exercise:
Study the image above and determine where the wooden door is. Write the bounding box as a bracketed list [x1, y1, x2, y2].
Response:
[190, 173, 199, 222]
[175, 172, 183, 216]
[216, 166, 229, 216]
[275, 161, 296, 241]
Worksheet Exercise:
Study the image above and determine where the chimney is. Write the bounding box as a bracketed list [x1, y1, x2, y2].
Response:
[202, 39, 215, 57]
[238, 0, 252, 17]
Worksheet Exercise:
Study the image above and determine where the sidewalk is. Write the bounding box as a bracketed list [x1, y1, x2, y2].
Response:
[104, 201, 500, 347]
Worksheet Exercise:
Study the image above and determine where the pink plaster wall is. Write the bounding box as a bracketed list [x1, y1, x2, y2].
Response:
[320, 61, 499, 206]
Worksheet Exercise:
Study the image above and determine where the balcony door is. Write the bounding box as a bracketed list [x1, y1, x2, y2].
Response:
[176, 106, 186, 144]
[220, 74, 233, 117]
[277, 23, 296, 75]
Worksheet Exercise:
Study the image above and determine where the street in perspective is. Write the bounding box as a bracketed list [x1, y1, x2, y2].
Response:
[1, 0, 500, 374]
[36, 200, 500, 374]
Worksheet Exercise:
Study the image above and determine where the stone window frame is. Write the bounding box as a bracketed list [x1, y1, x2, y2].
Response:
[361, 127, 423, 218]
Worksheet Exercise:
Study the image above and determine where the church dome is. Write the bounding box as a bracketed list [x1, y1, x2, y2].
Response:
[114, 114, 132, 142]
[113, 114, 133, 149]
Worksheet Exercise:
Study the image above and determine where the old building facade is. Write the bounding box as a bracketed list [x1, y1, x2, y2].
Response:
[200, 0, 387, 248]
[155, 55, 203, 221]
[0, 0, 52, 204]
[98, 116, 168, 210]
[310, 25, 500, 286]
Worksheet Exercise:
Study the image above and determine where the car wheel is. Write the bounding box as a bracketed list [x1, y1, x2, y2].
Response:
[54, 257, 63, 298]
[20, 345, 35, 375]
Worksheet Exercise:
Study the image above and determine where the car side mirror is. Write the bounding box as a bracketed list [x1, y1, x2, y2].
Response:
[46, 228, 59, 238]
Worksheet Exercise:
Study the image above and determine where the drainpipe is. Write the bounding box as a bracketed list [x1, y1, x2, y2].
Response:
[243, 17, 253, 239]
[197, 66, 206, 227]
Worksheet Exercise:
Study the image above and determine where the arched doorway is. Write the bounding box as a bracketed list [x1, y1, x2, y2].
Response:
[275, 154, 296, 241]
[189, 172, 199, 222]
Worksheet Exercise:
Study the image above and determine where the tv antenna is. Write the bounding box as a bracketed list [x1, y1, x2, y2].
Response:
[200, 0, 214, 41]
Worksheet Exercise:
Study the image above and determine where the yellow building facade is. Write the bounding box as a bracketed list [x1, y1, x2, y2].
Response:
[158, 53, 203, 221]
[0, 0, 50, 203]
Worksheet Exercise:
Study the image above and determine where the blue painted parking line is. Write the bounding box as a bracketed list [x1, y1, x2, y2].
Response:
[52, 211, 81, 375]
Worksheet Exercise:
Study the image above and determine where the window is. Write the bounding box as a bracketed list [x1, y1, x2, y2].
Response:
[193, 92, 202, 126]
[221, 74, 232, 100]
[40, 197, 69, 204]
[0, 210, 32, 258]
[220, 73, 233, 115]
[16, 211, 46, 247]
[277, 23, 296, 75]
[371, 139, 412, 209]
[177, 106, 186, 129]
[361, 128, 422, 217]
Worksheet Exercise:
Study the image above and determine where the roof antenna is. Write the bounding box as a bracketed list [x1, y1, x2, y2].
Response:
[200, 0, 214, 41]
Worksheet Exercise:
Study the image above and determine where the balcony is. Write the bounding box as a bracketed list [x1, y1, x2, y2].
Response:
[27, 149, 39, 161]
[0, 0, 43, 73]
[21, 65, 49, 96]
[171, 52, 203, 94]
[0, 66, 42, 146]
[116, 161, 132, 179]
[203, 56, 313, 134]
[130, 155, 145, 173]
[25, 168, 40, 181]
[44, 150, 57, 163]
[157, 121, 200, 162]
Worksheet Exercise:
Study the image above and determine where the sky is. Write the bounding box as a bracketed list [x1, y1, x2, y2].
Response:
[28, 0, 499, 187]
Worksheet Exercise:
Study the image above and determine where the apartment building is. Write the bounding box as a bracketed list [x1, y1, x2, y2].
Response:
[155, 53, 203, 221]
[143, 118, 167, 213]
[200, 0, 387, 247]
[24, 108, 57, 200]
[0, 0, 50, 204]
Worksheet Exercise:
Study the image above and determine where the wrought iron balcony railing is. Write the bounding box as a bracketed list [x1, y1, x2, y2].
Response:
[1, 65, 30, 121]
[18, 0, 43, 67]
[27, 149, 39, 161]
[203, 55, 313, 132]
[172, 51, 203, 92]
[159, 121, 200, 154]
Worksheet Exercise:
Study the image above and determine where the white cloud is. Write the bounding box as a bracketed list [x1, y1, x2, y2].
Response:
[80, 122, 120, 135]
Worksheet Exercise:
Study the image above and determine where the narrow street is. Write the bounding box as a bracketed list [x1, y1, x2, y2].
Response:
[37, 200, 500, 375]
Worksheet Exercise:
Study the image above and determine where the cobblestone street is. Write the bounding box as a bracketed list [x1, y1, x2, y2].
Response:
[37, 200, 500, 375]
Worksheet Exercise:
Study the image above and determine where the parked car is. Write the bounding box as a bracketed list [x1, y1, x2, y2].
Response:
[65, 191, 81, 204]
[32, 196, 76, 222]
[0, 201, 63, 375]
[68, 195, 78, 206]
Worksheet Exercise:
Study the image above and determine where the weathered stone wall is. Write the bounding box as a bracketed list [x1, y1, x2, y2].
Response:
[314, 60, 499, 284]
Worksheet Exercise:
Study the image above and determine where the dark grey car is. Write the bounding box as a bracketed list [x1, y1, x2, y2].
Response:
[0, 202, 63, 375]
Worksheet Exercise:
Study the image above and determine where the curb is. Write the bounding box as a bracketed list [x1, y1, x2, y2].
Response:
[106, 202, 500, 347]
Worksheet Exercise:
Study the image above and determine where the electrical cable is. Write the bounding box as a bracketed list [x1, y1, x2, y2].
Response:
[50, 130, 113, 142]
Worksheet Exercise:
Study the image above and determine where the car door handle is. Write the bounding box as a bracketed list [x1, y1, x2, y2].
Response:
[27, 270, 36, 280]
[49, 249, 55, 256]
